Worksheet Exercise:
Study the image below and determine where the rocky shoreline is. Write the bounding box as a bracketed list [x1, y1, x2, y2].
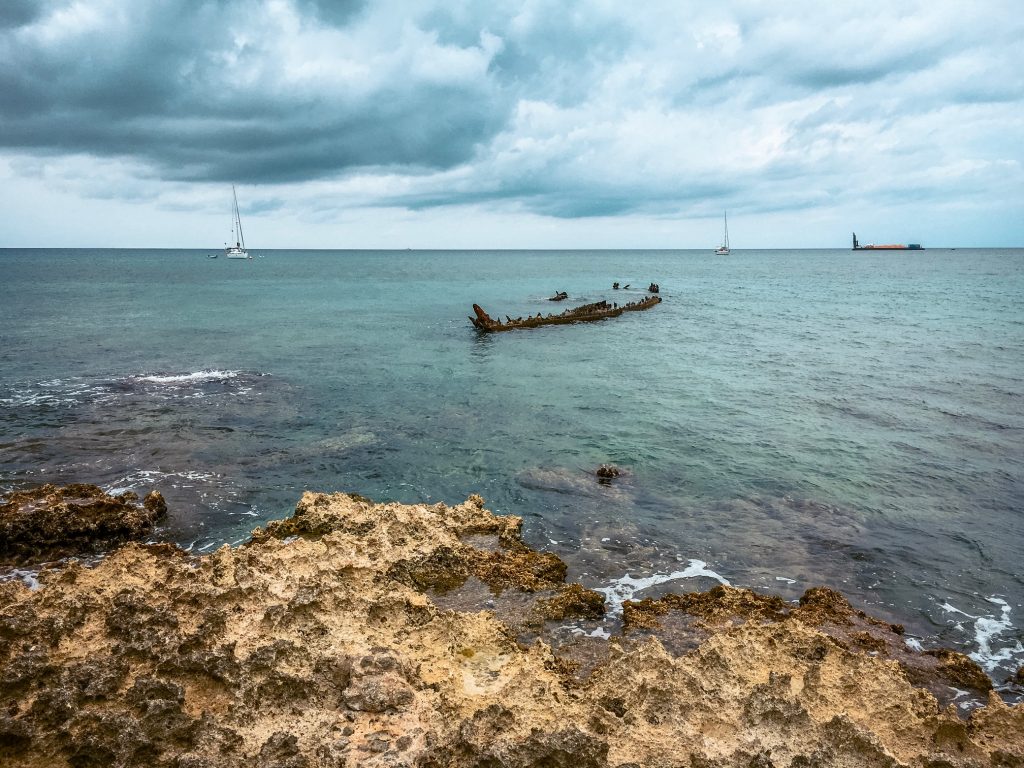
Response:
[0, 488, 1022, 767]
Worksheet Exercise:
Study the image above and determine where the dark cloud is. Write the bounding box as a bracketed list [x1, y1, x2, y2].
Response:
[239, 196, 285, 215]
[1, 82, 504, 183]
[0, 1, 509, 183]
[676, 35, 950, 111]
[389, 171, 732, 219]
[789, 49, 940, 90]
[0, 0, 43, 29]
[525, 182, 731, 219]
[297, 0, 365, 27]
[949, 81, 1024, 105]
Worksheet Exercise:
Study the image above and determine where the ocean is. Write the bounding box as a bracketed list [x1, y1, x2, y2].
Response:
[1, 247, 1022, 692]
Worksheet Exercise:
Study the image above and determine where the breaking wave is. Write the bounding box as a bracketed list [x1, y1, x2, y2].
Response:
[596, 561, 730, 616]
[131, 370, 243, 385]
[0, 370, 268, 411]
[940, 598, 1024, 675]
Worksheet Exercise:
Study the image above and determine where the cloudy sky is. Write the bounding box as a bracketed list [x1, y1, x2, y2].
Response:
[1, 0, 1021, 248]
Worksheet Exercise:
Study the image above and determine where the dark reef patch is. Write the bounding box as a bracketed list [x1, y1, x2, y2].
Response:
[0, 483, 167, 565]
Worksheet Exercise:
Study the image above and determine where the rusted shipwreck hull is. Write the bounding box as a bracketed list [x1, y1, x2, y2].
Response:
[469, 295, 662, 332]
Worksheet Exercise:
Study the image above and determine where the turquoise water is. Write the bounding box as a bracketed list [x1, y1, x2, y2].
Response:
[1, 248, 1022, 687]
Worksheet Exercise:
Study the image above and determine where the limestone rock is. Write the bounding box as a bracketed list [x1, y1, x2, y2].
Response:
[0, 483, 167, 565]
[0, 491, 1018, 767]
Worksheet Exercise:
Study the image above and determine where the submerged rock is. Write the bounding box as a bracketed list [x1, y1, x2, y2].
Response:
[0, 491, 1020, 767]
[0, 484, 167, 565]
[529, 583, 607, 626]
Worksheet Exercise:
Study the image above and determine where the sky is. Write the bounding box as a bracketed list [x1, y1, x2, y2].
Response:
[0, 0, 1021, 248]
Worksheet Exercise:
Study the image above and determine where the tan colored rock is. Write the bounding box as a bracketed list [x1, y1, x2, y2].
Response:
[0, 491, 1019, 767]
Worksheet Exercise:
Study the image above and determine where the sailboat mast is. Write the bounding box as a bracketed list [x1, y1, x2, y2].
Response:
[232, 185, 245, 249]
[724, 211, 729, 249]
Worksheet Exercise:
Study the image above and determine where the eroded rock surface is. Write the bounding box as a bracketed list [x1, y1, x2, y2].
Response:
[0, 483, 167, 565]
[0, 492, 1021, 767]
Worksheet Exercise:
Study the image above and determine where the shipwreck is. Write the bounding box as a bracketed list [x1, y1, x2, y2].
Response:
[469, 295, 662, 332]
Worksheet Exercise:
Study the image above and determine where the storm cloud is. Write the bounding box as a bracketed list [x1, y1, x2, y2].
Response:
[0, 1, 509, 182]
[0, 0, 1021, 246]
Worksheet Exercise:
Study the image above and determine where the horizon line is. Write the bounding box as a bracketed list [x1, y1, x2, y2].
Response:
[1, 245, 1019, 251]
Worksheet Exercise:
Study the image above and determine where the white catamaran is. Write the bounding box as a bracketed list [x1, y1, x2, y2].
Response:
[225, 186, 251, 259]
[715, 211, 730, 255]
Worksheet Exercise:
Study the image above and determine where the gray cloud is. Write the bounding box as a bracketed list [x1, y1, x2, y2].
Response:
[792, 59, 925, 90]
[0, 1, 508, 182]
[298, 0, 366, 27]
[0, 0, 43, 30]
[0, 0, 1021, 239]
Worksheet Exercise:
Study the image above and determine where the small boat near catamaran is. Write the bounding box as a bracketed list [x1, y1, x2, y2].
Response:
[225, 186, 251, 259]
[715, 211, 730, 255]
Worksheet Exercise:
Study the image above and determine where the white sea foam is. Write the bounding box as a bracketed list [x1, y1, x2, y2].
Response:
[969, 599, 1021, 672]
[940, 602, 975, 618]
[0, 370, 261, 411]
[0, 379, 117, 409]
[940, 597, 1023, 673]
[564, 625, 612, 640]
[596, 560, 730, 616]
[103, 469, 220, 496]
[0, 569, 42, 590]
[134, 370, 241, 384]
[126, 370, 267, 401]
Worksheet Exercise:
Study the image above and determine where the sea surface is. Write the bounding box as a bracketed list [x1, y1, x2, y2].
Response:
[2, 247, 1022, 697]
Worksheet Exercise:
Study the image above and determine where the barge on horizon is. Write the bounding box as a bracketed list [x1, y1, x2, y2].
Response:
[853, 233, 924, 250]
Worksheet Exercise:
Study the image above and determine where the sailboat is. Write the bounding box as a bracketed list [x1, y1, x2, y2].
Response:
[714, 211, 730, 255]
[225, 186, 251, 259]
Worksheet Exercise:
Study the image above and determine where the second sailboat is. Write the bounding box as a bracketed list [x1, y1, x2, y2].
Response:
[715, 211, 730, 255]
